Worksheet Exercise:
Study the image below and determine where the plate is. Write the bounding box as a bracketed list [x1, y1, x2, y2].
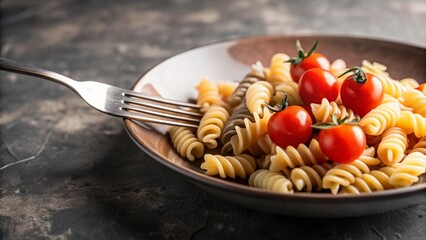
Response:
[123, 35, 426, 218]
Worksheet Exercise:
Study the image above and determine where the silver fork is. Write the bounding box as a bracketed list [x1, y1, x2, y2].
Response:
[0, 57, 202, 128]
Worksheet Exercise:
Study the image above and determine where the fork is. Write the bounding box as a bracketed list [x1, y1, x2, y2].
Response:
[0, 57, 202, 128]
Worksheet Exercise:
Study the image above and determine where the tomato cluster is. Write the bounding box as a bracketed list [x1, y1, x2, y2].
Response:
[266, 40, 384, 163]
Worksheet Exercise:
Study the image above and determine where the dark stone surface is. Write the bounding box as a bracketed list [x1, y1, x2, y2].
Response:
[0, 0, 425, 239]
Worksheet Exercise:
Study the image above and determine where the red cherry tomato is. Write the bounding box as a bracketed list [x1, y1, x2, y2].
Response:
[290, 52, 331, 83]
[299, 68, 339, 105]
[318, 124, 366, 163]
[267, 106, 313, 148]
[340, 69, 384, 117]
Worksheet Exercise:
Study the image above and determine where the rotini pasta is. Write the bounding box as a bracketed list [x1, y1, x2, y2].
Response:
[230, 106, 272, 155]
[168, 126, 204, 161]
[389, 152, 426, 188]
[273, 81, 303, 106]
[245, 81, 274, 114]
[269, 139, 328, 171]
[201, 154, 256, 179]
[310, 98, 357, 123]
[322, 147, 381, 195]
[267, 53, 292, 86]
[377, 127, 408, 166]
[197, 104, 230, 149]
[340, 167, 396, 194]
[402, 89, 426, 117]
[249, 169, 294, 193]
[396, 111, 426, 138]
[196, 78, 221, 111]
[290, 163, 333, 192]
[358, 102, 400, 136]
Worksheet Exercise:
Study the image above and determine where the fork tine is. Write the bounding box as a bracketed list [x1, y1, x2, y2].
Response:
[123, 103, 201, 123]
[122, 111, 200, 128]
[123, 96, 203, 117]
[123, 89, 201, 109]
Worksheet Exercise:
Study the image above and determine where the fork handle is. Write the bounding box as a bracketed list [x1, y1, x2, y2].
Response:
[0, 57, 79, 91]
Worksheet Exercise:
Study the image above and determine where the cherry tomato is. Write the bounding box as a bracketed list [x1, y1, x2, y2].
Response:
[340, 68, 384, 117]
[299, 68, 339, 105]
[267, 105, 313, 148]
[318, 124, 366, 163]
[287, 40, 331, 83]
[290, 52, 331, 83]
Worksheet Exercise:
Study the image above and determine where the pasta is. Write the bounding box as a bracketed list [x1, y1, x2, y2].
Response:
[249, 169, 294, 193]
[290, 163, 333, 192]
[168, 126, 204, 161]
[322, 147, 381, 195]
[229, 106, 272, 155]
[267, 53, 292, 86]
[269, 139, 328, 171]
[167, 53, 425, 196]
[396, 111, 426, 138]
[310, 98, 357, 123]
[358, 102, 401, 136]
[197, 104, 230, 149]
[377, 127, 408, 166]
[389, 152, 426, 188]
[340, 167, 396, 194]
[245, 81, 274, 114]
[201, 154, 256, 179]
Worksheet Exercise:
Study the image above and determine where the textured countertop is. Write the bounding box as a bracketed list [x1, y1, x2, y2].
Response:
[1, 0, 425, 239]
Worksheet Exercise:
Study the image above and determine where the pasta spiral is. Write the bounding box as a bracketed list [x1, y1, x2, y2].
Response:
[322, 147, 381, 195]
[197, 104, 230, 149]
[269, 139, 328, 171]
[340, 167, 396, 194]
[201, 154, 256, 179]
[221, 103, 254, 154]
[389, 152, 426, 188]
[230, 107, 272, 155]
[310, 98, 357, 123]
[358, 102, 401, 136]
[290, 163, 333, 192]
[249, 169, 294, 193]
[245, 81, 274, 114]
[273, 81, 303, 106]
[227, 63, 266, 107]
[396, 111, 426, 138]
[267, 53, 292, 86]
[402, 89, 426, 117]
[377, 127, 408, 166]
[411, 136, 426, 155]
[195, 78, 221, 110]
[361, 60, 406, 99]
[168, 126, 204, 161]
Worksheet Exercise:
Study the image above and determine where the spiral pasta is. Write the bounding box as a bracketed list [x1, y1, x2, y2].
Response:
[195, 78, 221, 111]
[411, 136, 426, 155]
[221, 103, 254, 154]
[322, 147, 381, 195]
[217, 81, 238, 101]
[377, 127, 408, 166]
[396, 111, 426, 138]
[168, 126, 204, 161]
[245, 81, 274, 114]
[227, 63, 266, 107]
[272, 81, 303, 106]
[389, 152, 426, 188]
[201, 154, 256, 179]
[361, 60, 406, 99]
[310, 98, 357, 123]
[290, 163, 333, 192]
[267, 53, 292, 86]
[402, 89, 426, 117]
[197, 104, 230, 149]
[269, 139, 328, 171]
[358, 102, 401, 136]
[340, 167, 396, 194]
[230, 107, 272, 155]
[249, 169, 294, 193]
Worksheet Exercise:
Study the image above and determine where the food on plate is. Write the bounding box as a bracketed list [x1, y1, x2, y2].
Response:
[167, 40, 426, 195]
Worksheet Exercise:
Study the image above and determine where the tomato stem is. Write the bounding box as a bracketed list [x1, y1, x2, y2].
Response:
[287, 39, 319, 65]
[312, 114, 360, 129]
[338, 67, 367, 84]
[265, 91, 288, 112]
